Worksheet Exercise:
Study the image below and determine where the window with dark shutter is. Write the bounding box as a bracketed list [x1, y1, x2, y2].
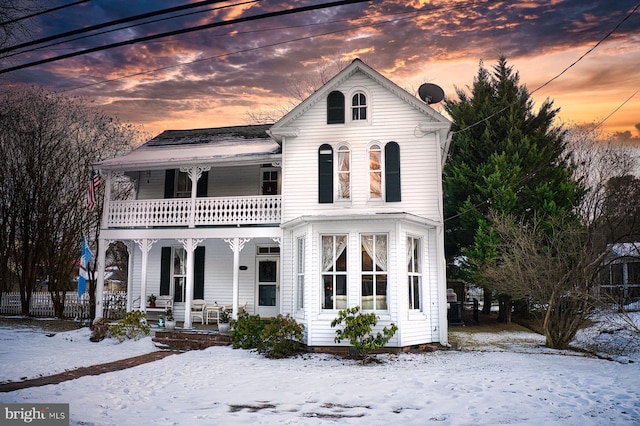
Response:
[327, 91, 345, 124]
[318, 144, 334, 203]
[385, 142, 401, 202]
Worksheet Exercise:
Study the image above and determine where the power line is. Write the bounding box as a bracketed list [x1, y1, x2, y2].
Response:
[2, 0, 260, 60]
[0, 0, 91, 26]
[0, 0, 234, 55]
[0, 0, 372, 75]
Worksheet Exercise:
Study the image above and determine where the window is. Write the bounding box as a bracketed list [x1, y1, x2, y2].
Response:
[369, 144, 382, 199]
[361, 235, 387, 310]
[337, 145, 350, 200]
[322, 235, 348, 310]
[296, 236, 305, 311]
[261, 167, 279, 195]
[408, 236, 422, 310]
[175, 170, 191, 198]
[327, 91, 345, 124]
[318, 144, 334, 203]
[385, 142, 401, 202]
[257, 246, 280, 255]
[172, 247, 187, 302]
[351, 92, 367, 121]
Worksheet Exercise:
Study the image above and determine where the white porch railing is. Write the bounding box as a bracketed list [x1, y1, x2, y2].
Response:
[106, 195, 281, 228]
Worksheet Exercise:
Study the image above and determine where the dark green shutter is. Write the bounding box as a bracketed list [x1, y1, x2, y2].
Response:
[196, 171, 208, 197]
[327, 91, 345, 124]
[164, 170, 175, 198]
[385, 142, 401, 202]
[160, 247, 171, 296]
[318, 144, 334, 203]
[194, 247, 205, 299]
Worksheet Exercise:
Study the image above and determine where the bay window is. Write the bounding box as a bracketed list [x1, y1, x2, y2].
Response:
[361, 234, 387, 310]
[322, 235, 348, 310]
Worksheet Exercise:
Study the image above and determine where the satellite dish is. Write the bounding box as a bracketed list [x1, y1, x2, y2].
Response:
[418, 83, 445, 104]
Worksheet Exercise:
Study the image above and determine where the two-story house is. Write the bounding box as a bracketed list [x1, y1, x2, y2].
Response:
[94, 59, 452, 349]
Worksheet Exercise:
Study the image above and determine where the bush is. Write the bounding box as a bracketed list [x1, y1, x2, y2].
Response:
[110, 310, 150, 343]
[229, 311, 265, 349]
[260, 314, 305, 358]
[330, 306, 398, 359]
[89, 317, 111, 342]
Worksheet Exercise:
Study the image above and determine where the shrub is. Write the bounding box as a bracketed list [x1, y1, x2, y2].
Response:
[260, 314, 305, 358]
[330, 306, 398, 359]
[110, 310, 150, 343]
[89, 317, 111, 342]
[229, 311, 265, 349]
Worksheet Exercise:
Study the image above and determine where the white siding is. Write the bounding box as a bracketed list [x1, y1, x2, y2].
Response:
[281, 72, 443, 223]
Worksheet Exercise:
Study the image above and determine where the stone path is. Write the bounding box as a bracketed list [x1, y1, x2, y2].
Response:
[0, 351, 178, 393]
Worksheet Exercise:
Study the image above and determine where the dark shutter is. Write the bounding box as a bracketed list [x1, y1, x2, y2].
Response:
[164, 169, 175, 198]
[385, 142, 401, 202]
[194, 246, 205, 299]
[318, 144, 334, 204]
[160, 247, 171, 296]
[196, 171, 208, 197]
[327, 91, 345, 124]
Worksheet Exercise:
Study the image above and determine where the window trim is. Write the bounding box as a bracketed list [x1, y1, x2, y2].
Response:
[336, 144, 351, 201]
[348, 88, 371, 124]
[360, 234, 388, 311]
[368, 142, 383, 201]
[321, 234, 348, 311]
[407, 236, 422, 311]
[296, 236, 305, 313]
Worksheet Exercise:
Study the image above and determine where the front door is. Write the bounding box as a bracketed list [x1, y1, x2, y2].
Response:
[256, 258, 278, 317]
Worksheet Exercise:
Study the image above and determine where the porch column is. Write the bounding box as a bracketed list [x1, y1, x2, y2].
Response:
[95, 239, 108, 320]
[224, 237, 251, 319]
[100, 172, 112, 229]
[179, 238, 203, 328]
[125, 241, 134, 311]
[181, 165, 210, 228]
[134, 239, 157, 313]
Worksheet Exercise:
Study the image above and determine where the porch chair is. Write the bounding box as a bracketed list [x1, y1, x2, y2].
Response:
[190, 299, 207, 324]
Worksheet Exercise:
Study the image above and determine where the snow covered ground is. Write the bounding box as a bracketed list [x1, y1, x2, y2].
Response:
[1, 314, 639, 425]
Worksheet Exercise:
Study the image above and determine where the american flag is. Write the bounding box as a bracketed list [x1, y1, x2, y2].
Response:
[86, 169, 100, 210]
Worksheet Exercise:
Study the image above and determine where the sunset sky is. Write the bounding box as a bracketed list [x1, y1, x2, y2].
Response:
[2, 0, 639, 141]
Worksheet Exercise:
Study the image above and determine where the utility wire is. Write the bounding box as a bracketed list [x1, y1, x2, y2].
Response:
[0, 0, 91, 26]
[0, 0, 372, 75]
[0, 0, 234, 55]
[2, 0, 260, 60]
[450, 0, 640, 136]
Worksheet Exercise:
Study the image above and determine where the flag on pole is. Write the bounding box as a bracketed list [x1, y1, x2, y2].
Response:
[86, 169, 100, 210]
[78, 236, 93, 297]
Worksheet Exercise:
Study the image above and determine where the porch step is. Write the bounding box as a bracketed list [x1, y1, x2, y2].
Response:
[152, 329, 232, 350]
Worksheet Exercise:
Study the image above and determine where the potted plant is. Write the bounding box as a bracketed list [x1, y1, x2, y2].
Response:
[147, 294, 156, 308]
[218, 308, 231, 333]
[164, 307, 176, 330]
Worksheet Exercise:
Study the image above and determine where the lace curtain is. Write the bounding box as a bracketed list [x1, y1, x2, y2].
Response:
[322, 235, 347, 272]
[361, 235, 387, 271]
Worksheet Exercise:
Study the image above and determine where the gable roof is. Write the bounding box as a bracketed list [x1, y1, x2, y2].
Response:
[269, 58, 452, 156]
[96, 124, 280, 171]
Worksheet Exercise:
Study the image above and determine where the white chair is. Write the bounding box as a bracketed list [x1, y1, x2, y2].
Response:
[205, 305, 221, 325]
[191, 299, 206, 324]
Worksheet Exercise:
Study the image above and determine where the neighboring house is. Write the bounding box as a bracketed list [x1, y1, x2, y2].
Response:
[597, 242, 640, 305]
[94, 59, 452, 349]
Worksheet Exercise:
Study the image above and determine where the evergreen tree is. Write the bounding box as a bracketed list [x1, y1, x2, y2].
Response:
[443, 57, 584, 316]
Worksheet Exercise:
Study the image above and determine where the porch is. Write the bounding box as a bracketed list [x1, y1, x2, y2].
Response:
[105, 195, 282, 228]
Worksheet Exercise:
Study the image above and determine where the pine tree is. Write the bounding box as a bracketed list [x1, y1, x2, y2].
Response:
[443, 57, 584, 317]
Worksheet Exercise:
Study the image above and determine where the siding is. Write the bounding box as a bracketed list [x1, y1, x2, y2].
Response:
[281, 72, 443, 223]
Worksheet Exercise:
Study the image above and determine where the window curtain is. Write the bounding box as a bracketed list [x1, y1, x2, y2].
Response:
[338, 149, 350, 199]
[362, 235, 387, 271]
[322, 235, 347, 272]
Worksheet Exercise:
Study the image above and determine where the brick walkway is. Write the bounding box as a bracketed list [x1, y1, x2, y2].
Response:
[0, 351, 178, 393]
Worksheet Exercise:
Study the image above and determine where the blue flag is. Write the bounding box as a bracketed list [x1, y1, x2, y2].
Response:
[78, 237, 93, 297]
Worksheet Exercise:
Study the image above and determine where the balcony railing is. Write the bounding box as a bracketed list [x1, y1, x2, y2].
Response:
[106, 195, 281, 228]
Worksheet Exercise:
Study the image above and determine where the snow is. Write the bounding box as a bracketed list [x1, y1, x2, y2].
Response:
[1, 315, 640, 425]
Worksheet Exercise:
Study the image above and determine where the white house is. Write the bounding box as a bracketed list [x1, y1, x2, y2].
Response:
[94, 59, 452, 349]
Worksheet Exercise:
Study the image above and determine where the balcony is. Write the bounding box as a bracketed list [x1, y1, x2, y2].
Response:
[106, 195, 281, 228]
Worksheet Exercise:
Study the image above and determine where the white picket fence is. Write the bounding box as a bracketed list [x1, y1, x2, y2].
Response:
[0, 291, 128, 320]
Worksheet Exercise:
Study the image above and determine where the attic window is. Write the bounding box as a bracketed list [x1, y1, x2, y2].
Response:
[327, 91, 345, 124]
[351, 92, 367, 120]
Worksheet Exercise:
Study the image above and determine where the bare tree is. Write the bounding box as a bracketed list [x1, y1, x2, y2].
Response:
[0, 1, 45, 65]
[0, 87, 138, 317]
